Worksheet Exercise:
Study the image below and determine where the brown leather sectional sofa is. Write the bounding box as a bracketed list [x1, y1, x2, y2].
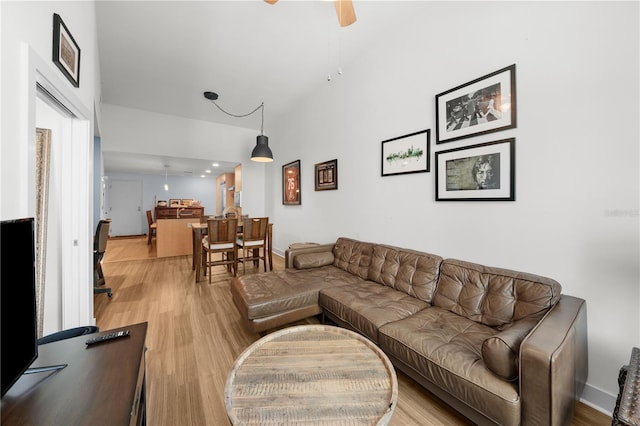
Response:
[230, 237, 588, 425]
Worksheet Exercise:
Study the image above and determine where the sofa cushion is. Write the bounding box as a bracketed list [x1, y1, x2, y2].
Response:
[231, 266, 359, 320]
[319, 281, 429, 344]
[332, 237, 374, 280]
[433, 259, 562, 327]
[481, 318, 540, 381]
[368, 245, 443, 303]
[294, 251, 335, 269]
[378, 307, 521, 425]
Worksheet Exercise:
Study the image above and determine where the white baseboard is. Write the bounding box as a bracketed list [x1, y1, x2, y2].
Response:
[580, 382, 616, 417]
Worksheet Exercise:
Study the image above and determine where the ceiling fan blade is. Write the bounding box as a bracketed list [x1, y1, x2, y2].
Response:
[264, 0, 278, 4]
[334, 0, 356, 27]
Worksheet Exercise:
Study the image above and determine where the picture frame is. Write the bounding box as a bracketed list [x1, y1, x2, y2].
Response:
[52, 13, 81, 88]
[181, 199, 193, 206]
[435, 138, 515, 201]
[381, 129, 430, 177]
[315, 159, 338, 191]
[169, 199, 181, 207]
[435, 64, 516, 144]
[282, 160, 301, 205]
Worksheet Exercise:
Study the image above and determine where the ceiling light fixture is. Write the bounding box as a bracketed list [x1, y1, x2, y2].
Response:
[163, 165, 169, 191]
[203, 91, 274, 163]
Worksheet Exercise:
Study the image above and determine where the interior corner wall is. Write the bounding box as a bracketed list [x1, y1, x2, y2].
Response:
[267, 1, 639, 413]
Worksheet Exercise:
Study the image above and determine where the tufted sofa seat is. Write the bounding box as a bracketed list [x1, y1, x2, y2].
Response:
[230, 237, 588, 426]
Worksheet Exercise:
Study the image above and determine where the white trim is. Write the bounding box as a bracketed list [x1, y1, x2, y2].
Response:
[24, 44, 94, 329]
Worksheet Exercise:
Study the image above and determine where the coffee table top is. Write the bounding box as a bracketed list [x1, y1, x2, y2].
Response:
[224, 324, 398, 425]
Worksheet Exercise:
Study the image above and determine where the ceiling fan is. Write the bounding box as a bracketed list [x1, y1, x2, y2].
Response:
[264, 0, 357, 27]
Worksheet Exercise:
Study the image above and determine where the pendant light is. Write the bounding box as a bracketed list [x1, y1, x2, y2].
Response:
[204, 91, 274, 162]
[164, 165, 169, 191]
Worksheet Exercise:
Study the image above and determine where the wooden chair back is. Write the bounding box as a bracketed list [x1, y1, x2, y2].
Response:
[240, 217, 268, 243]
[207, 218, 238, 246]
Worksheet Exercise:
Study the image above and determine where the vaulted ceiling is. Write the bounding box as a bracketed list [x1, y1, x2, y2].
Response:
[96, 1, 408, 176]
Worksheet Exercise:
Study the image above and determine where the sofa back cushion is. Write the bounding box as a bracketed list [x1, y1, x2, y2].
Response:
[433, 259, 562, 327]
[332, 238, 375, 280]
[368, 245, 443, 303]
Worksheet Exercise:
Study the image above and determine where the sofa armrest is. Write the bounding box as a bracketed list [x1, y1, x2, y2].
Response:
[285, 243, 335, 269]
[520, 295, 588, 426]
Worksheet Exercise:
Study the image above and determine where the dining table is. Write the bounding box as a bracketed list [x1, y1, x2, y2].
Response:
[191, 221, 273, 282]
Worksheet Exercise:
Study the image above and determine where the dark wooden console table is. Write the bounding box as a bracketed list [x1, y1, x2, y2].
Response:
[1, 322, 148, 426]
[155, 206, 204, 219]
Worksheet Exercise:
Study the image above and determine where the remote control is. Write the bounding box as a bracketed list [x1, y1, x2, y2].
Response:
[85, 330, 130, 346]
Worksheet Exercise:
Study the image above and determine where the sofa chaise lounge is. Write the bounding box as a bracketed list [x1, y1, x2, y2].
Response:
[230, 237, 588, 426]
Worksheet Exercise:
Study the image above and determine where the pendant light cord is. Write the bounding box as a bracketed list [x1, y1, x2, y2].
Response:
[211, 101, 264, 135]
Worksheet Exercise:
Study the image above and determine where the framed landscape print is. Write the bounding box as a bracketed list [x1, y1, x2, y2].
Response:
[52, 13, 81, 88]
[435, 138, 515, 201]
[315, 159, 338, 191]
[381, 129, 430, 177]
[282, 160, 301, 205]
[436, 64, 516, 144]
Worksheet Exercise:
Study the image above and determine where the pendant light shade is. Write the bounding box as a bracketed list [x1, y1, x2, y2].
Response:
[251, 135, 274, 162]
[204, 92, 274, 163]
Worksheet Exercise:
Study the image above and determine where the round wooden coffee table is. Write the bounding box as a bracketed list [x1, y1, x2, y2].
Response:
[224, 325, 398, 425]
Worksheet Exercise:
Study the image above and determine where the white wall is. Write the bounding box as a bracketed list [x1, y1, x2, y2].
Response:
[1, 1, 100, 217]
[267, 1, 639, 413]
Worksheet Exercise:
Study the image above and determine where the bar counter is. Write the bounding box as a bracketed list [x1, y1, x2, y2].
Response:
[154, 207, 205, 258]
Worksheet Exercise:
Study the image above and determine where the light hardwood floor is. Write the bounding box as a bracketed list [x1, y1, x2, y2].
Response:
[96, 236, 611, 426]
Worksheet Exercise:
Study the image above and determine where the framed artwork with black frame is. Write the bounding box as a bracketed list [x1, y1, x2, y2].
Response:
[381, 129, 430, 177]
[315, 159, 338, 191]
[52, 13, 81, 88]
[436, 64, 516, 144]
[435, 138, 515, 201]
[282, 160, 301, 205]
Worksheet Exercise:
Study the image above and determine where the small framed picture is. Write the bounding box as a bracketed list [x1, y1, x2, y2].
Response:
[436, 64, 516, 144]
[435, 138, 515, 201]
[52, 14, 81, 88]
[315, 159, 338, 191]
[169, 199, 181, 207]
[181, 199, 193, 206]
[381, 129, 430, 177]
[282, 160, 301, 205]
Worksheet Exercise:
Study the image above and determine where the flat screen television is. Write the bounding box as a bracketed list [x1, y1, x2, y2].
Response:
[1, 217, 39, 397]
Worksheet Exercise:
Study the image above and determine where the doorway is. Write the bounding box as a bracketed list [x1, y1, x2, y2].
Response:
[108, 179, 143, 236]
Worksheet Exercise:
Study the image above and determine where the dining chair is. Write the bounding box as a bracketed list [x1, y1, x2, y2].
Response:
[202, 218, 238, 282]
[200, 215, 215, 223]
[236, 217, 268, 274]
[146, 210, 156, 246]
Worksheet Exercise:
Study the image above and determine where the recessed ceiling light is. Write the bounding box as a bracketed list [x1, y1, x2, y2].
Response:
[205, 169, 212, 173]
[212, 163, 219, 167]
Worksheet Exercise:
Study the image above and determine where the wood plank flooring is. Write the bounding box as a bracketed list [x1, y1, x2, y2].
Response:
[96, 236, 611, 426]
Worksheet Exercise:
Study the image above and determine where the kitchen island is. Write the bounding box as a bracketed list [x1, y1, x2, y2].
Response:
[155, 206, 205, 258]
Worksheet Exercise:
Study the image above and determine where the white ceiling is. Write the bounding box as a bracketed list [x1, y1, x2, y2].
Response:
[96, 0, 408, 176]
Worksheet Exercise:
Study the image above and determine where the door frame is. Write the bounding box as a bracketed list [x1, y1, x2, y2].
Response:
[25, 44, 94, 331]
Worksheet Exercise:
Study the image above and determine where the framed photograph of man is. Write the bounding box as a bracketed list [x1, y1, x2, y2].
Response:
[282, 160, 301, 205]
[435, 64, 516, 144]
[315, 159, 338, 191]
[435, 138, 515, 201]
